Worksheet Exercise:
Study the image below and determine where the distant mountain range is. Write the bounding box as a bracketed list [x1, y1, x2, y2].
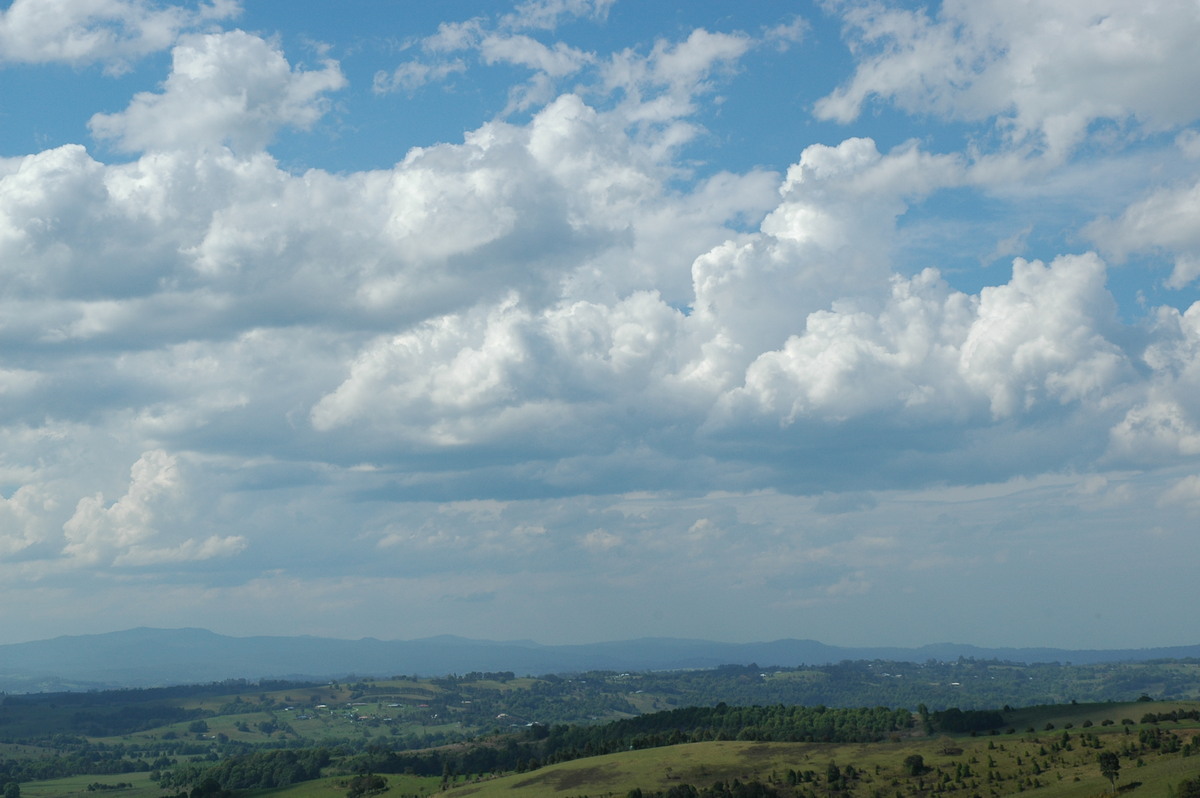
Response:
[1, 627, 1197, 693]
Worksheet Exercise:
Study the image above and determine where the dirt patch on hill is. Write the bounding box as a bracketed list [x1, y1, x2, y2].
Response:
[512, 763, 622, 792]
[739, 744, 776, 762]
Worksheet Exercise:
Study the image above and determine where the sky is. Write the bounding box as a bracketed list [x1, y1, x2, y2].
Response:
[1, 0, 1199, 652]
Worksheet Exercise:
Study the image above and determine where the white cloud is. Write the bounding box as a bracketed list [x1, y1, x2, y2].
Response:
[89, 30, 345, 153]
[374, 5, 608, 97]
[61, 449, 183, 563]
[1109, 400, 1200, 460]
[59, 450, 245, 568]
[959, 253, 1130, 417]
[819, 0, 1200, 158]
[0, 367, 41, 399]
[764, 17, 807, 50]
[690, 137, 964, 369]
[581, 528, 621, 551]
[502, 0, 615, 32]
[0, 485, 55, 557]
[113, 533, 246, 566]
[422, 19, 485, 54]
[379, 9, 760, 134]
[479, 34, 591, 77]
[373, 58, 466, 94]
[1159, 474, 1200, 509]
[1085, 167, 1200, 288]
[1108, 302, 1200, 461]
[602, 28, 753, 124]
[728, 269, 974, 423]
[0, 72, 1185, 506]
[0, 0, 240, 72]
[723, 253, 1132, 426]
[310, 290, 691, 447]
[644, 28, 750, 92]
[0, 145, 109, 293]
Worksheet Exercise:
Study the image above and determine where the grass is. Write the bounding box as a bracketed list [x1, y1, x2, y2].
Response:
[440, 741, 1200, 797]
[0, 743, 54, 760]
[19, 772, 159, 798]
[19, 772, 443, 798]
[248, 773, 442, 798]
[445, 741, 782, 797]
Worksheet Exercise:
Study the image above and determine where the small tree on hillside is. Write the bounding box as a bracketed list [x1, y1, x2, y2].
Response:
[1098, 750, 1120, 793]
[826, 761, 842, 790]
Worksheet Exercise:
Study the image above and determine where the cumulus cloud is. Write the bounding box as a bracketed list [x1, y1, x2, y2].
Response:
[690, 137, 964, 368]
[818, 0, 1200, 158]
[60, 450, 245, 567]
[0, 485, 55, 558]
[89, 30, 345, 153]
[1108, 302, 1200, 461]
[302, 115, 1160, 494]
[3, 24, 1194, 504]
[0, 0, 240, 72]
[960, 254, 1130, 417]
[721, 253, 1132, 428]
[59, 450, 173, 562]
[310, 290, 691, 450]
[1085, 139, 1200, 288]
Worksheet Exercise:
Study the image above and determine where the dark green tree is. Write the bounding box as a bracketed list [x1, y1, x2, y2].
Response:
[1098, 750, 1120, 793]
[346, 774, 387, 798]
[1175, 776, 1200, 798]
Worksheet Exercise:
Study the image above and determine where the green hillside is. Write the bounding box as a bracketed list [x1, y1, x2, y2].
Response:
[429, 707, 1200, 798]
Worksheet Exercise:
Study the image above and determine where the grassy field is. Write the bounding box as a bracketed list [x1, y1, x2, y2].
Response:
[20, 772, 443, 798]
[20, 772, 160, 798]
[431, 737, 1200, 798]
[247, 773, 442, 798]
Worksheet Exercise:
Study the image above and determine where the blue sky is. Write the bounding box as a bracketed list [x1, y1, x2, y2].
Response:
[2, 0, 1200, 652]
